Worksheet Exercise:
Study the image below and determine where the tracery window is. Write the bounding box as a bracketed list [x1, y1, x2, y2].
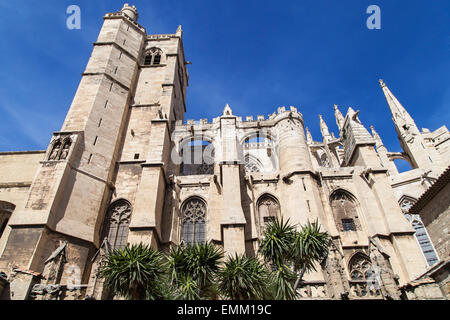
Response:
[399, 197, 416, 213]
[404, 214, 439, 266]
[349, 253, 372, 281]
[181, 198, 207, 245]
[330, 190, 361, 232]
[180, 139, 214, 176]
[257, 194, 280, 233]
[143, 48, 163, 66]
[320, 153, 330, 168]
[103, 199, 132, 250]
[244, 155, 262, 173]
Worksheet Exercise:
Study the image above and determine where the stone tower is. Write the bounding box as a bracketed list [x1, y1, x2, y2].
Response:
[0, 4, 188, 299]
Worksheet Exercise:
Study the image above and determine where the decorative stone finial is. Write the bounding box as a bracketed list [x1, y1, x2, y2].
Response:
[379, 79, 386, 88]
[223, 104, 232, 116]
[319, 114, 330, 137]
[121, 3, 138, 21]
[306, 127, 313, 143]
[176, 25, 183, 36]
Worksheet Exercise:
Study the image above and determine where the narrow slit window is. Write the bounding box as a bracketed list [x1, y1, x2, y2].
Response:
[98, 118, 102, 127]
[93, 136, 98, 146]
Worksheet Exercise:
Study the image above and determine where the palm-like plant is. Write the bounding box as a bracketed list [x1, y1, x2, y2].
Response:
[259, 218, 330, 299]
[259, 218, 296, 266]
[167, 242, 223, 299]
[100, 243, 167, 300]
[218, 254, 271, 300]
[292, 220, 330, 290]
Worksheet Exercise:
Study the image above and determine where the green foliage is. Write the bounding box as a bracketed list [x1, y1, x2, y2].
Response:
[258, 217, 331, 299]
[259, 217, 296, 266]
[100, 219, 330, 300]
[167, 242, 223, 299]
[292, 220, 330, 274]
[100, 243, 167, 300]
[218, 254, 271, 300]
[269, 263, 298, 300]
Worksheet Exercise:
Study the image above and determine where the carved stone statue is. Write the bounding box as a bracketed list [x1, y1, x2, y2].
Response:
[59, 141, 71, 160]
[49, 143, 61, 160]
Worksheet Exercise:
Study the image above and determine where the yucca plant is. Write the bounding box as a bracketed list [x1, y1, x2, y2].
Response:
[218, 254, 271, 300]
[100, 243, 167, 300]
[292, 220, 330, 290]
[259, 218, 330, 299]
[259, 218, 296, 266]
[270, 263, 298, 300]
[167, 242, 223, 299]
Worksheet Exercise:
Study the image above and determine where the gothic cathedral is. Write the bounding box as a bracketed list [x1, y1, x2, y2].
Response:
[0, 4, 449, 300]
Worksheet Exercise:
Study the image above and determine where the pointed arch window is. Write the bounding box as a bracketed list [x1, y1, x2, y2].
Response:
[257, 194, 280, 233]
[349, 253, 372, 280]
[181, 198, 207, 245]
[320, 153, 330, 168]
[405, 214, 439, 266]
[348, 253, 381, 297]
[143, 48, 163, 66]
[180, 139, 215, 176]
[330, 190, 362, 232]
[103, 199, 132, 250]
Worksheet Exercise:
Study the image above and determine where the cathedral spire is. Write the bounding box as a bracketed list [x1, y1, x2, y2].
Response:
[379, 79, 417, 132]
[334, 104, 345, 132]
[370, 125, 383, 148]
[319, 114, 331, 139]
[379, 79, 433, 170]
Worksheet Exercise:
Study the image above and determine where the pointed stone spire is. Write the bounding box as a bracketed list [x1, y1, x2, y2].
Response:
[334, 104, 345, 131]
[379, 79, 417, 131]
[222, 104, 233, 116]
[370, 125, 399, 175]
[370, 125, 383, 147]
[379, 79, 433, 170]
[176, 25, 183, 37]
[319, 114, 330, 138]
[306, 127, 313, 143]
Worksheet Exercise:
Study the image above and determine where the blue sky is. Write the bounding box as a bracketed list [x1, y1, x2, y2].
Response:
[0, 1, 448, 171]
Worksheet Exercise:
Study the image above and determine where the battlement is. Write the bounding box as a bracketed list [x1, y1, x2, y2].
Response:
[176, 106, 301, 127]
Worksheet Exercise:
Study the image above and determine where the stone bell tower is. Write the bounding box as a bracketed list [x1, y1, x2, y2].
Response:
[0, 4, 188, 299]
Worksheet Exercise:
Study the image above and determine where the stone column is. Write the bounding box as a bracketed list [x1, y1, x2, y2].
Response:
[218, 105, 246, 256]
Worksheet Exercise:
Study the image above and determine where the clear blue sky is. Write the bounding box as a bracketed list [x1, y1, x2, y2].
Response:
[0, 1, 448, 169]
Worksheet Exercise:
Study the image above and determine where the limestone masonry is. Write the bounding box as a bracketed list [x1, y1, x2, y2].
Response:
[0, 4, 448, 300]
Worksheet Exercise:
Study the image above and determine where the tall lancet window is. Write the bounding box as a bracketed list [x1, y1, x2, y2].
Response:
[103, 199, 132, 250]
[404, 213, 439, 266]
[181, 198, 207, 245]
[257, 194, 280, 233]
